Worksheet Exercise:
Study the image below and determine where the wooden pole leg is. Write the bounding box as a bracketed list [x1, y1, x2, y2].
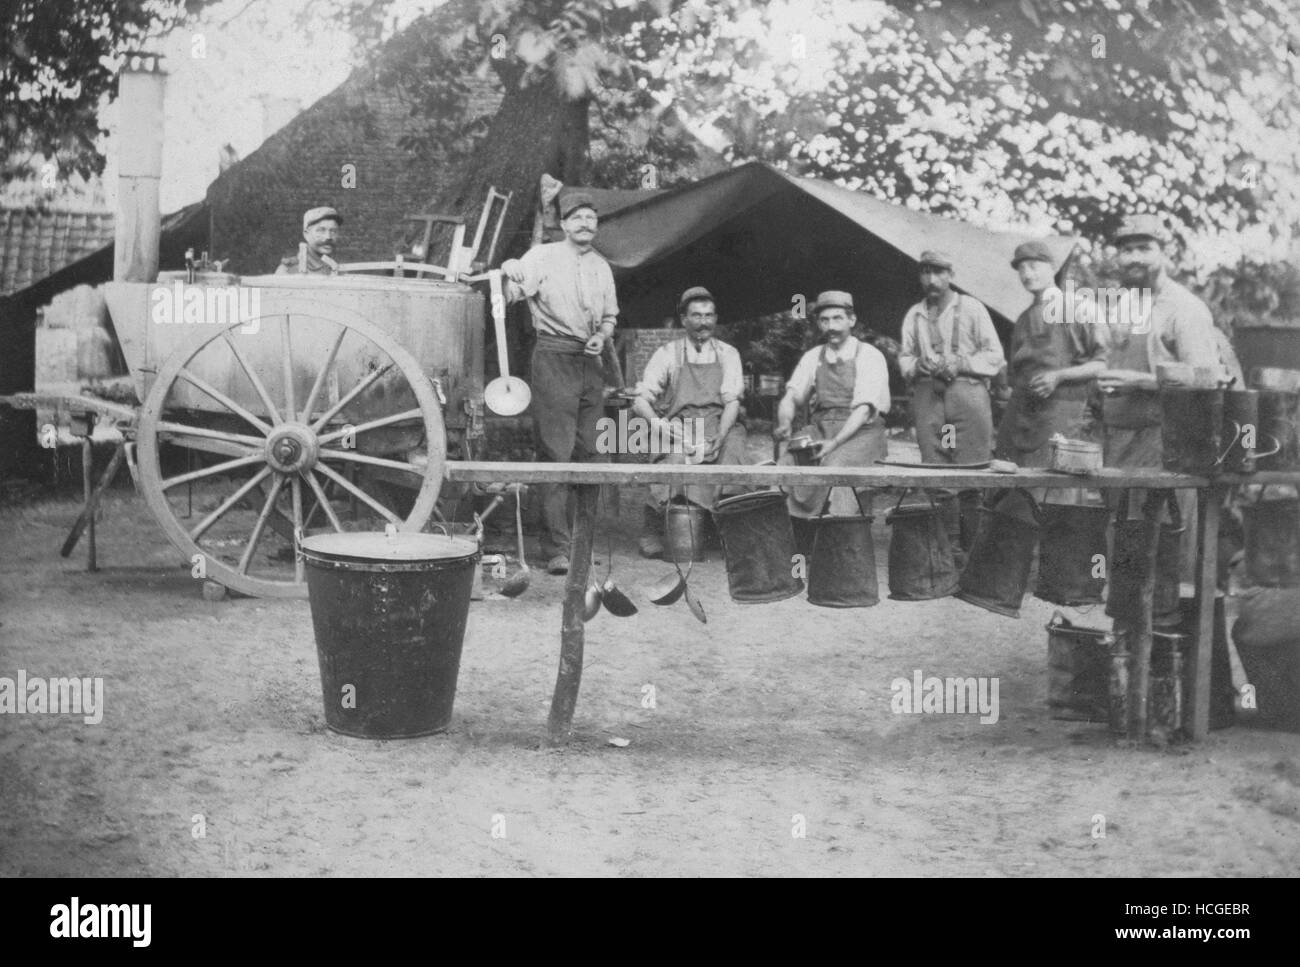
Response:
[61, 440, 127, 560]
[1126, 492, 1163, 742]
[1189, 485, 1222, 740]
[547, 483, 600, 746]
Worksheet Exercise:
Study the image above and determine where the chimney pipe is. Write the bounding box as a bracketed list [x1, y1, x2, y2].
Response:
[114, 55, 166, 282]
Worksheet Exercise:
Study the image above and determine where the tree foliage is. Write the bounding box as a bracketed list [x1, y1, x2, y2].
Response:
[0, 0, 211, 183]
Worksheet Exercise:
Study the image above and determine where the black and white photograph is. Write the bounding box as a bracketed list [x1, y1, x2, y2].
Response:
[1, 0, 1298, 894]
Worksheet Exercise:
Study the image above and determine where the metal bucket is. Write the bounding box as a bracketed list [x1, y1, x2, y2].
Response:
[885, 492, 958, 600]
[1046, 612, 1114, 722]
[1161, 386, 1224, 475]
[1106, 490, 1183, 626]
[1107, 630, 1189, 736]
[1242, 496, 1300, 588]
[1036, 503, 1109, 606]
[665, 502, 708, 563]
[301, 532, 479, 738]
[1221, 389, 1261, 474]
[956, 489, 1042, 618]
[713, 490, 804, 603]
[806, 514, 878, 608]
[1256, 390, 1300, 471]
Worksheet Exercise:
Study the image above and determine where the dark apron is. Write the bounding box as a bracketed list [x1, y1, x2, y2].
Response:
[650, 340, 738, 509]
[787, 342, 886, 517]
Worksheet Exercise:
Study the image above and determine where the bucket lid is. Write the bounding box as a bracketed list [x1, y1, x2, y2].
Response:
[300, 531, 478, 562]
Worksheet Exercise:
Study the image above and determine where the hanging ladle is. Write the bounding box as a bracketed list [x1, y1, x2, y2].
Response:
[498, 486, 532, 598]
[481, 270, 532, 416]
[597, 497, 637, 617]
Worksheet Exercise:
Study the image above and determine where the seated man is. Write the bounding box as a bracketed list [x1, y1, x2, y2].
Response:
[775, 290, 891, 517]
[631, 286, 747, 558]
[275, 207, 342, 275]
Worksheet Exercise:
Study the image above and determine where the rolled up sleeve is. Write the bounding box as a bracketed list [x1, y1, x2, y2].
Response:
[635, 344, 673, 405]
[719, 343, 744, 404]
[853, 344, 891, 414]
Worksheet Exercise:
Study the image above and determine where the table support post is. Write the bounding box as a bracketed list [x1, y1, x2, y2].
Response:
[547, 484, 600, 746]
[1190, 485, 1222, 740]
[1126, 494, 1162, 741]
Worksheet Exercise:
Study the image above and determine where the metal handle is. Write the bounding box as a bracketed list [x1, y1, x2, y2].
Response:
[488, 270, 511, 379]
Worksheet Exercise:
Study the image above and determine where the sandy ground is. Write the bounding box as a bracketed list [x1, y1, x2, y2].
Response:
[2, 461, 1299, 878]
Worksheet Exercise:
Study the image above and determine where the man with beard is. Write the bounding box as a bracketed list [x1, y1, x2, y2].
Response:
[631, 286, 747, 558]
[774, 291, 891, 518]
[1097, 213, 1219, 598]
[898, 251, 1006, 554]
[995, 241, 1108, 503]
[501, 192, 619, 575]
[276, 207, 342, 275]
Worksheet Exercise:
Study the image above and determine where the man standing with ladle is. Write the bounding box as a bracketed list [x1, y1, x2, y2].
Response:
[501, 193, 619, 575]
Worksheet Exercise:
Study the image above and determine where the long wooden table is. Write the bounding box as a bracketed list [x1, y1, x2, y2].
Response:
[445, 460, 1296, 745]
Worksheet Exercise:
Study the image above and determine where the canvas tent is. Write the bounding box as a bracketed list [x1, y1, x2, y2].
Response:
[574, 161, 1078, 336]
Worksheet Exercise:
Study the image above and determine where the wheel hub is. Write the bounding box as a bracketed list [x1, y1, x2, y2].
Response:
[265, 423, 318, 473]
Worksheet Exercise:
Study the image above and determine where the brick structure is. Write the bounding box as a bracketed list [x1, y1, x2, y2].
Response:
[206, 28, 503, 275]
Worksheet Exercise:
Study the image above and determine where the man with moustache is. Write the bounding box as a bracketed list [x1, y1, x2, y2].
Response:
[1097, 213, 1219, 597]
[774, 291, 891, 518]
[501, 192, 619, 575]
[276, 207, 343, 275]
[898, 251, 1005, 553]
[631, 286, 747, 558]
[995, 240, 1108, 483]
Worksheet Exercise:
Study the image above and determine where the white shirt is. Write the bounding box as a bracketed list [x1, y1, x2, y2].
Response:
[786, 336, 891, 415]
[635, 337, 744, 406]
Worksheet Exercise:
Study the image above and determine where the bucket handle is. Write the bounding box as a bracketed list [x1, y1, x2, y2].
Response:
[1047, 609, 1072, 632]
[996, 487, 1044, 525]
[890, 487, 940, 517]
[1252, 431, 1283, 461]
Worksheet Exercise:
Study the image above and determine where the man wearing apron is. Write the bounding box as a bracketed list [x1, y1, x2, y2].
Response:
[995, 240, 1108, 504]
[631, 287, 747, 558]
[1098, 214, 1220, 593]
[502, 192, 619, 575]
[775, 291, 891, 518]
[899, 251, 1006, 554]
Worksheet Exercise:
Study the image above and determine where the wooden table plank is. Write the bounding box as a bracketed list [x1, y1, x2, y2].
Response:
[444, 460, 1208, 490]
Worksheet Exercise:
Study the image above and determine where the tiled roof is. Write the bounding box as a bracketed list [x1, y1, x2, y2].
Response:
[0, 208, 116, 297]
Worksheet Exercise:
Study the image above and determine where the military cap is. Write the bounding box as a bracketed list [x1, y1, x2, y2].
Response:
[1113, 213, 1170, 245]
[918, 250, 955, 271]
[812, 290, 855, 315]
[678, 286, 716, 311]
[1010, 240, 1055, 268]
[559, 192, 597, 219]
[303, 206, 342, 231]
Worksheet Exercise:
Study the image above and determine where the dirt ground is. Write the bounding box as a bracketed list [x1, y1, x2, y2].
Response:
[2, 462, 1299, 877]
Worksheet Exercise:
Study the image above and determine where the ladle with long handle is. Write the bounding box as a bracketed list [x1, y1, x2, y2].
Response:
[482, 270, 532, 416]
[498, 486, 532, 598]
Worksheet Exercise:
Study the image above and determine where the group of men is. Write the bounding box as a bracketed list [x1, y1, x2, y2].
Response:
[279, 197, 1224, 583]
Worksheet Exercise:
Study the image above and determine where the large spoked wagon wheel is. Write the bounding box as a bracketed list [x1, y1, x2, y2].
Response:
[136, 312, 446, 598]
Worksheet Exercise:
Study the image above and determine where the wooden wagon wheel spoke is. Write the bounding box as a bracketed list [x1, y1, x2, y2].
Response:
[310, 362, 395, 432]
[314, 461, 402, 525]
[237, 474, 286, 575]
[317, 407, 423, 445]
[175, 368, 274, 436]
[163, 453, 265, 491]
[223, 331, 283, 426]
[281, 315, 297, 423]
[189, 466, 273, 541]
[290, 474, 305, 582]
[304, 469, 344, 533]
[156, 420, 266, 449]
[317, 448, 424, 475]
[299, 326, 346, 424]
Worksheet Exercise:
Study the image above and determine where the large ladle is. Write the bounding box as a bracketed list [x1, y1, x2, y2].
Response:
[481, 270, 531, 416]
[498, 486, 532, 598]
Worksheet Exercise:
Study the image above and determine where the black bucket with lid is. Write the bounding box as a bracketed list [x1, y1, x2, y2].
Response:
[301, 531, 479, 738]
[713, 490, 803, 603]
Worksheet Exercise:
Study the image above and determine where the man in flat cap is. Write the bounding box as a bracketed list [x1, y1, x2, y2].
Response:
[1097, 212, 1220, 602]
[276, 207, 343, 275]
[775, 290, 891, 517]
[501, 191, 619, 575]
[995, 240, 1108, 481]
[631, 286, 748, 558]
[899, 251, 1006, 554]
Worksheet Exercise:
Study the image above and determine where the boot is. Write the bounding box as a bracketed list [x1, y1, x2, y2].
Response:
[638, 504, 664, 559]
